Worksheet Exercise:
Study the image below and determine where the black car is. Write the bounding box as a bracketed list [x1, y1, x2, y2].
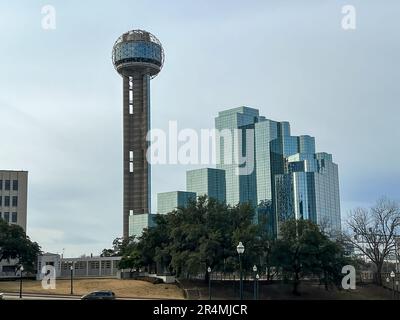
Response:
[81, 291, 116, 300]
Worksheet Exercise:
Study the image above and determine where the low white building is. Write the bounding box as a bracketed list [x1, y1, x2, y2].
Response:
[35, 253, 176, 283]
[36, 253, 121, 280]
[36, 253, 62, 280]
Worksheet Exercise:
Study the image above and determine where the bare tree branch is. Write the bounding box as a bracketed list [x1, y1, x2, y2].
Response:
[343, 197, 400, 284]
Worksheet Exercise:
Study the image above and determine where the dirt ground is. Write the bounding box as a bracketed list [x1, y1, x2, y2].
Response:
[0, 278, 185, 299]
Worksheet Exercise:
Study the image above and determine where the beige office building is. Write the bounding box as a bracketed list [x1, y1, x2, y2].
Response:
[0, 170, 28, 232]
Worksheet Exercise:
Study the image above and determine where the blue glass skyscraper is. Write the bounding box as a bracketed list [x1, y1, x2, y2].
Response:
[161, 106, 341, 238]
[186, 168, 226, 203]
[215, 107, 262, 208]
[215, 107, 341, 236]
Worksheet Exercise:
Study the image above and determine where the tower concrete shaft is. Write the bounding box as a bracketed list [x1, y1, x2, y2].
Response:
[122, 73, 151, 238]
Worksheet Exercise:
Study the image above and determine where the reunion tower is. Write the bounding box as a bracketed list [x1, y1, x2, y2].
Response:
[112, 30, 164, 238]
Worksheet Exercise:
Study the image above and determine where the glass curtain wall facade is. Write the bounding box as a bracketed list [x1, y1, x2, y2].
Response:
[129, 213, 156, 238]
[215, 107, 261, 208]
[274, 152, 341, 236]
[186, 168, 226, 203]
[254, 119, 278, 204]
[215, 107, 340, 237]
[157, 191, 196, 214]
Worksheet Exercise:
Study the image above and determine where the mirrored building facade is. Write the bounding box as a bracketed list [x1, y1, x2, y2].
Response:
[215, 107, 263, 208]
[214, 107, 341, 237]
[128, 213, 156, 239]
[274, 152, 341, 236]
[157, 191, 196, 215]
[186, 168, 226, 203]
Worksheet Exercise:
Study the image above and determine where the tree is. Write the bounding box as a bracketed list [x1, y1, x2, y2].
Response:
[114, 196, 261, 282]
[255, 205, 276, 281]
[315, 236, 352, 290]
[118, 247, 142, 273]
[0, 219, 41, 272]
[100, 249, 116, 257]
[272, 219, 347, 295]
[166, 196, 233, 279]
[101, 236, 136, 257]
[272, 219, 318, 295]
[344, 198, 400, 285]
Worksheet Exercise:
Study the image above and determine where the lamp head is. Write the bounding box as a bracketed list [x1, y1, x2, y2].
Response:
[236, 242, 245, 254]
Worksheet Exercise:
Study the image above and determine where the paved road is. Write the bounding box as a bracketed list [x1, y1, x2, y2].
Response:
[1, 293, 80, 300]
[1, 292, 155, 300]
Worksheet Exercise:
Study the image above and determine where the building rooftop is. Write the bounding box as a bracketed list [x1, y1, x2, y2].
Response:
[217, 106, 259, 117]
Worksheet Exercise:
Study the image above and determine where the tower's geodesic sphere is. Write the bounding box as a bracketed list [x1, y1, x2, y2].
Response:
[112, 29, 164, 78]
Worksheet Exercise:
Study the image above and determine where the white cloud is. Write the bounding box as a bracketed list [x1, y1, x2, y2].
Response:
[29, 227, 65, 248]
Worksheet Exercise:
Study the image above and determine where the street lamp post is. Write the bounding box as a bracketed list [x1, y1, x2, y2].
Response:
[390, 271, 396, 300]
[395, 239, 399, 273]
[386, 275, 390, 292]
[396, 281, 399, 300]
[252, 265, 257, 300]
[207, 267, 212, 300]
[69, 261, 74, 295]
[256, 273, 260, 300]
[236, 242, 245, 300]
[19, 265, 24, 299]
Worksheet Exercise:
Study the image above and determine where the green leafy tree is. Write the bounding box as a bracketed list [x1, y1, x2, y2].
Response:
[255, 212, 276, 281]
[0, 219, 41, 272]
[114, 196, 261, 281]
[166, 196, 226, 278]
[272, 219, 336, 295]
[118, 247, 142, 272]
[102, 236, 136, 257]
[100, 249, 116, 257]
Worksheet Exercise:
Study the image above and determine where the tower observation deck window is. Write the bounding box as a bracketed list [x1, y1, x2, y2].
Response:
[113, 41, 163, 67]
[129, 151, 134, 173]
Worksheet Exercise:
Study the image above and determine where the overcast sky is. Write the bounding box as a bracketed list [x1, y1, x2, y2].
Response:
[1, 0, 399, 257]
